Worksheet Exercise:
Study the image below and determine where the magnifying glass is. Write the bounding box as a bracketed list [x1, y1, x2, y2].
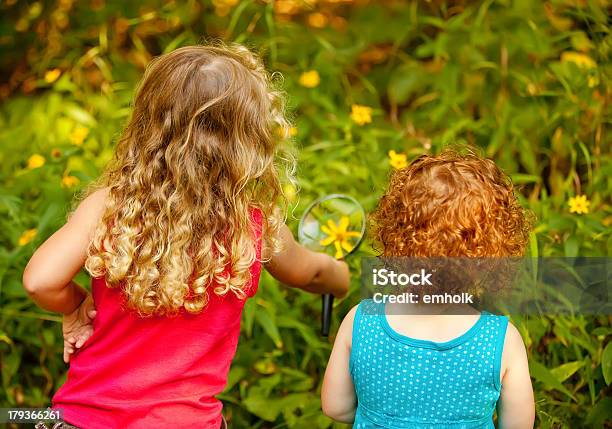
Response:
[298, 194, 366, 336]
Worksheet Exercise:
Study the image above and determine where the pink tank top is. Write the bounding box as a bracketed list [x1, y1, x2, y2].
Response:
[52, 209, 263, 429]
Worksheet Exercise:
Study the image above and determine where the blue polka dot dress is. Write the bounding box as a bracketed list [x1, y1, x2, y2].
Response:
[350, 299, 508, 429]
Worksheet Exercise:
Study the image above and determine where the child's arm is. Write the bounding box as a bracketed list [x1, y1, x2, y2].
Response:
[321, 305, 358, 423]
[264, 224, 349, 297]
[497, 322, 535, 429]
[23, 189, 107, 314]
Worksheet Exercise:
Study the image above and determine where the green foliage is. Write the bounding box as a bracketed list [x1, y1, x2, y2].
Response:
[0, 0, 610, 428]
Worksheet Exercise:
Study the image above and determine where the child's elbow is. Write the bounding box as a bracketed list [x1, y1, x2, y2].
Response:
[321, 403, 339, 421]
[321, 401, 354, 423]
[22, 264, 47, 297]
[321, 401, 335, 420]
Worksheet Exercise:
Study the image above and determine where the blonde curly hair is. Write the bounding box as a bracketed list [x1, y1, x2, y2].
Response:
[85, 44, 293, 316]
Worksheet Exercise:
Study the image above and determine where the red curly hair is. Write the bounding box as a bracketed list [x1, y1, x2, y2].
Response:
[372, 149, 533, 257]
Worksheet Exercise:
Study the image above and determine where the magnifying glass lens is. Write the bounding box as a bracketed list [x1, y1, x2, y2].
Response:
[298, 195, 365, 260]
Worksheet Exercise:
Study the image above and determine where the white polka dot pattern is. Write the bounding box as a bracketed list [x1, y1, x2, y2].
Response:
[349, 300, 508, 429]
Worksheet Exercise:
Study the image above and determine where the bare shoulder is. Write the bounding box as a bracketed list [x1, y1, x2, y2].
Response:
[82, 187, 109, 207]
[504, 321, 526, 352]
[72, 188, 108, 215]
[87, 187, 110, 203]
[68, 187, 110, 233]
[344, 304, 359, 324]
[501, 321, 528, 375]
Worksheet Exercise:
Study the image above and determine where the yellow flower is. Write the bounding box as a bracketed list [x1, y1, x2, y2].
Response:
[18, 229, 37, 246]
[307, 12, 328, 28]
[283, 183, 297, 203]
[388, 150, 408, 169]
[552, 127, 563, 146]
[319, 216, 361, 259]
[276, 126, 298, 139]
[526, 83, 538, 95]
[568, 195, 590, 215]
[561, 52, 597, 69]
[298, 70, 320, 88]
[254, 359, 278, 374]
[70, 126, 89, 146]
[212, 0, 238, 16]
[350, 104, 373, 125]
[587, 75, 599, 88]
[27, 154, 45, 169]
[62, 175, 80, 188]
[44, 68, 61, 83]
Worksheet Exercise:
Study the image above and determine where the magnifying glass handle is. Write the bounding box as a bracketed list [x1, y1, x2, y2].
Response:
[321, 293, 334, 337]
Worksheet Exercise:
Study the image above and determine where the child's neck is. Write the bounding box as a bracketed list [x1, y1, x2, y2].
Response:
[384, 303, 482, 343]
[386, 302, 480, 316]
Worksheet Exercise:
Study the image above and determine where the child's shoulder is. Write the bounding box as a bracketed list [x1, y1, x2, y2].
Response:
[502, 321, 525, 352]
[72, 187, 108, 212]
[342, 303, 360, 325]
[500, 320, 528, 380]
[68, 187, 109, 234]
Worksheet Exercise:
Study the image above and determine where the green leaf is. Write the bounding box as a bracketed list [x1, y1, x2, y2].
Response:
[563, 236, 579, 257]
[0, 331, 12, 345]
[602, 342, 612, 385]
[1, 348, 21, 390]
[242, 298, 255, 338]
[529, 361, 575, 400]
[64, 104, 96, 127]
[550, 361, 584, 382]
[243, 388, 282, 421]
[592, 327, 612, 337]
[223, 367, 246, 393]
[388, 65, 427, 104]
[585, 396, 612, 427]
[255, 307, 283, 348]
[510, 174, 541, 184]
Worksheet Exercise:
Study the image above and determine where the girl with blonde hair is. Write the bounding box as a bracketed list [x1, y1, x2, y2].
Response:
[24, 44, 349, 428]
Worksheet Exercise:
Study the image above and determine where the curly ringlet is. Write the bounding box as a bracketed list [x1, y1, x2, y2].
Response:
[371, 148, 534, 295]
[85, 44, 294, 316]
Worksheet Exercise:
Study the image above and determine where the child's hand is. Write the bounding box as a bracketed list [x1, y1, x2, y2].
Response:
[62, 293, 96, 363]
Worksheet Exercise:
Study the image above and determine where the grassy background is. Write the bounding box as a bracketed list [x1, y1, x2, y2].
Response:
[0, 0, 610, 427]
